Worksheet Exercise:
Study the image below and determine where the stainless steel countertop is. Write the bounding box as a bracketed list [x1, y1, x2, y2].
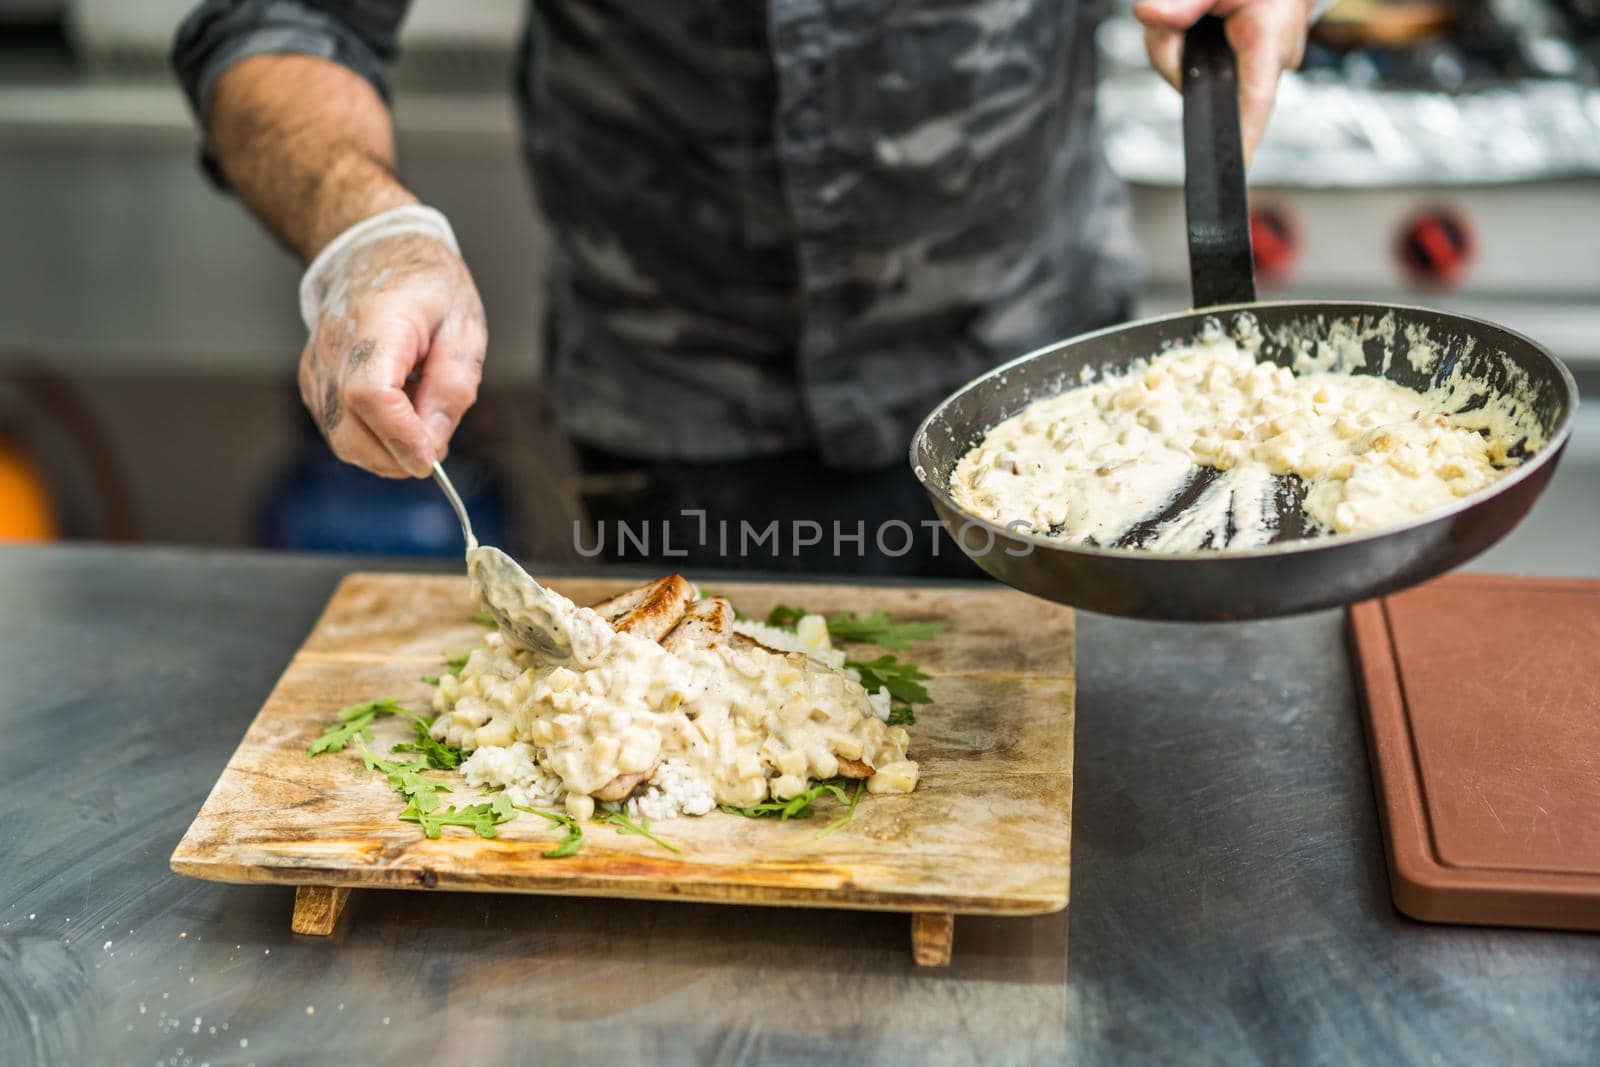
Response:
[2, 545, 1596, 1067]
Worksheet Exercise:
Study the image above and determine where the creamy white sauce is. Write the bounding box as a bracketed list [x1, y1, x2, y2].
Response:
[432, 598, 917, 820]
[951, 334, 1544, 550]
[466, 546, 611, 665]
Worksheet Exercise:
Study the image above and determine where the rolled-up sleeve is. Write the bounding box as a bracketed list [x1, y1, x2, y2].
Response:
[172, 0, 412, 132]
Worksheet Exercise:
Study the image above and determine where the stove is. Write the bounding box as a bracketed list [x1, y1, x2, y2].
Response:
[1096, 4, 1600, 370]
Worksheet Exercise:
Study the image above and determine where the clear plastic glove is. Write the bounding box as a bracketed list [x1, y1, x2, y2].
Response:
[1134, 0, 1316, 162]
[296, 205, 487, 478]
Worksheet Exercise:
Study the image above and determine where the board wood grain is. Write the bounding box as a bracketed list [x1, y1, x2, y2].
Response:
[171, 574, 1075, 918]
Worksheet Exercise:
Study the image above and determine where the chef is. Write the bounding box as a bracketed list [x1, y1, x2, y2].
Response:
[173, 0, 1317, 574]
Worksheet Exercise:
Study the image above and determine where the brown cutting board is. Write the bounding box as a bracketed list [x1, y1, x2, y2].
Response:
[171, 574, 1075, 937]
[1349, 573, 1600, 930]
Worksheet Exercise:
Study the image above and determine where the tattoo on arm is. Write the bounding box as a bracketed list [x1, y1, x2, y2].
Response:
[318, 336, 377, 433]
[320, 378, 342, 434]
[346, 337, 376, 374]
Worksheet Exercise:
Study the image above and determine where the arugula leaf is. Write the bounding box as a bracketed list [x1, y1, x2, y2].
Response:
[886, 704, 917, 727]
[718, 799, 793, 819]
[596, 810, 682, 854]
[328, 713, 492, 840]
[401, 792, 515, 840]
[517, 806, 584, 858]
[816, 780, 864, 838]
[765, 604, 808, 629]
[720, 778, 854, 821]
[469, 611, 497, 627]
[823, 611, 947, 650]
[389, 712, 465, 770]
[357, 742, 452, 812]
[308, 697, 405, 756]
[441, 650, 471, 678]
[847, 655, 933, 705]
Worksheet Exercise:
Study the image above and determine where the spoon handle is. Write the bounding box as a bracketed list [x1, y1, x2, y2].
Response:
[432, 461, 478, 551]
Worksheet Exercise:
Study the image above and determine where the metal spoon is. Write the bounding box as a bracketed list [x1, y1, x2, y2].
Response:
[431, 461, 571, 661]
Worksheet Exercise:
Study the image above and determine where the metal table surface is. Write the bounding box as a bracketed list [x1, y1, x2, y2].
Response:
[2, 544, 1596, 1067]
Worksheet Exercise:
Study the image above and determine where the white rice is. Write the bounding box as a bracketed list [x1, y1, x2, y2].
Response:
[625, 758, 717, 821]
[732, 614, 847, 669]
[459, 742, 564, 810]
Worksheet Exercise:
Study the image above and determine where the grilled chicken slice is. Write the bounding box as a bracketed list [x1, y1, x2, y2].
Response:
[662, 596, 734, 654]
[594, 760, 662, 802]
[835, 757, 874, 779]
[588, 580, 656, 624]
[589, 577, 694, 802]
[592, 574, 694, 642]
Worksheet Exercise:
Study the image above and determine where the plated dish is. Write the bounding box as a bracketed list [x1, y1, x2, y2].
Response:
[435, 576, 920, 820]
[308, 578, 943, 852]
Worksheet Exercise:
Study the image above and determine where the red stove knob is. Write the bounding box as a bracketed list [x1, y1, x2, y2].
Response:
[1249, 205, 1299, 286]
[1397, 208, 1475, 290]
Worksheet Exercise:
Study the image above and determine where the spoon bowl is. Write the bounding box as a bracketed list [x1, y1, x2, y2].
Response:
[432, 462, 571, 660]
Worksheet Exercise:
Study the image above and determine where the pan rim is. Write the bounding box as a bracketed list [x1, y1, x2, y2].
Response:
[909, 298, 1581, 564]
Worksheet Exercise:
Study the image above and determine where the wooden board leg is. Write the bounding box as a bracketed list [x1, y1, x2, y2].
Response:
[291, 886, 352, 936]
[911, 912, 955, 967]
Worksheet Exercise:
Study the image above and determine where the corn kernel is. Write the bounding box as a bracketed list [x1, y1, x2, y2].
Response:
[867, 760, 919, 794]
[565, 793, 594, 821]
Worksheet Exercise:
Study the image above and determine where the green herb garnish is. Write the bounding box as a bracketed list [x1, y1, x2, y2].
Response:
[402, 792, 515, 840]
[421, 674, 440, 686]
[517, 806, 584, 858]
[719, 798, 795, 819]
[886, 704, 917, 727]
[765, 604, 808, 629]
[720, 778, 855, 821]
[823, 611, 947, 649]
[847, 655, 933, 706]
[596, 810, 682, 854]
[441, 650, 471, 678]
[318, 704, 497, 840]
[816, 780, 864, 838]
[357, 741, 452, 815]
[469, 611, 496, 627]
[389, 712, 465, 770]
[358, 741, 512, 840]
[308, 697, 406, 755]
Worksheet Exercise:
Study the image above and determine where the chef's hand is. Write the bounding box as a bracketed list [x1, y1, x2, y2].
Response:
[1134, 0, 1315, 162]
[296, 208, 487, 479]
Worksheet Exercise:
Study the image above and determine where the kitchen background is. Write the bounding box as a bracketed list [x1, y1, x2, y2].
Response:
[1, 0, 1596, 572]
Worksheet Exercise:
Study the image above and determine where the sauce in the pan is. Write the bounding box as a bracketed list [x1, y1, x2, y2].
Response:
[951, 333, 1544, 551]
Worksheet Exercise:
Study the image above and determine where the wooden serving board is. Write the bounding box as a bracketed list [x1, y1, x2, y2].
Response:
[171, 574, 1075, 965]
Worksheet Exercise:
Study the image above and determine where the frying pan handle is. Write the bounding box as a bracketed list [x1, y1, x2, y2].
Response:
[1182, 15, 1257, 308]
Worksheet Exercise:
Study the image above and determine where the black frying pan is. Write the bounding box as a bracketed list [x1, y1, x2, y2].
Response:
[910, 17, 1578, 621]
